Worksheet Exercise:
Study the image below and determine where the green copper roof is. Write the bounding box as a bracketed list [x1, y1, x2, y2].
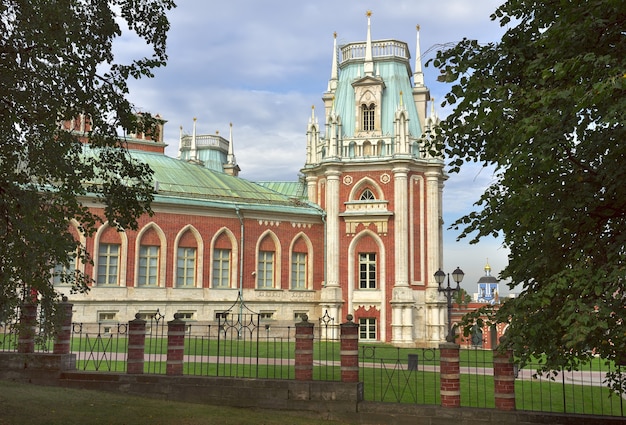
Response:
[132, 151, 309, 207]
[334, 60, 422, 137]
[80, 145, 320, 215]
[255, 181, 307, 199]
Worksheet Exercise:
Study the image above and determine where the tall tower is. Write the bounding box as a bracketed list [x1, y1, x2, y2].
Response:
[301, 12, 447, 346]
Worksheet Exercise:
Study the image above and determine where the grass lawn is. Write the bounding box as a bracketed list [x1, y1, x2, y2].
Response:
[0, 380, 354, 425]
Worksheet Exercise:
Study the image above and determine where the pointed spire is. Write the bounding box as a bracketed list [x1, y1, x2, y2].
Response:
[485, 259, 492, 276]
[223, 122, 240, 176]
[190, 117, 198, 161]
[364, 10, 374, 76]
[328, 32, 339, 92]
[227, 122, 236, 164]
[414, 24, 425, 87]
[430, 97, 436, 118]
[177, 125, 183, 159]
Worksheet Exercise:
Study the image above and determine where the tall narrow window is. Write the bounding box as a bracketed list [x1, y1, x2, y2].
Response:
[138, 245, 159, 286]
[177, 247, 196, 287]
[362, 104, 375, 131]
[97, 243, 120, 286]
[212, 249, 231, 288]
[359, 318, 377, 340]
[291, 252, 307, 290]
[359, 253, 376, 289]
[257, 251, 274, 289]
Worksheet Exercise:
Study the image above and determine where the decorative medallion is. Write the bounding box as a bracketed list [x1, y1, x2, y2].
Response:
[380, 173, 390, 184]
[343, 175, 353, 185]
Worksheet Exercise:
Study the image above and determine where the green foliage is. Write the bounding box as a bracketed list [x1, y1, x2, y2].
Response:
[427, 0, 626, 391]
[0, 1, 175, 331]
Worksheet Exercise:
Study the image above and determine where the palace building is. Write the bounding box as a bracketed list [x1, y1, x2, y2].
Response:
[62, 14, 449, 347]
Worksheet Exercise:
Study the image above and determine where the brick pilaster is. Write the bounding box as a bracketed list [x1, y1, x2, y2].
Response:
[439, 342, 461, 408]
[166, 314, 186, 376]
[53, 298, 73, 354]
[295, 314, 314, 381]
[127, 314, 147, 374]
[17, 303, 37, 354]
[493, 349, 516, 411]
[340, 314, 360, 383]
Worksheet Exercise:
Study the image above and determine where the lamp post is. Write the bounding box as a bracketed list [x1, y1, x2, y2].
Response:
[434, 267, 465, 338]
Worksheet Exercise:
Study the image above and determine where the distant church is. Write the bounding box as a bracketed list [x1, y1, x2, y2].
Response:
[61, 13, 450, 347]
[476, 261, 500, 305]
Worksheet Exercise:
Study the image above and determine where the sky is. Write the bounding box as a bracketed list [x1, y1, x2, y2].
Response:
[121, 0, 514, 295]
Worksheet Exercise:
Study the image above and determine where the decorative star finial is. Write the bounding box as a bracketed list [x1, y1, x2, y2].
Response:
[366, 10, 372, 17]
[333, 31, 337, 39]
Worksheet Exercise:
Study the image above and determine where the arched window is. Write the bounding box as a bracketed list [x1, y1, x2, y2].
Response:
[361, 104, 375, 131]
[360, 189, 375, 201]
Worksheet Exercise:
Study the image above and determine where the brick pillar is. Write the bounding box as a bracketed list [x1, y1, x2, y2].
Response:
[17, 302, 37, 353]
[53, 298, 73, 354]
[439, 342, 461, 408]
[166, 314, 186, 376]
[340, 314, 359, 383]
[127, 314, 147, 374]
[295, 314, 314, 381]
[493, 349, 516, 411]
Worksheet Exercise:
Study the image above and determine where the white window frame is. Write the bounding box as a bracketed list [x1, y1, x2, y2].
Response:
[176, 247, 196, 287]
[212, 248, 231, 288]
[138, 245, 159, 287]
[291, 252, 307, 290]
[359, 318, 377, 340]
[97, 243, 120, 286]
[257, 251, 274, 289]
[359, 253, 376, 289]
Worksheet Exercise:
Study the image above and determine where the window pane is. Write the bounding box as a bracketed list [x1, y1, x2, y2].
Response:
[97, 243, 120, 286]
[291, 252, 306, 289]
[258, 251, 274, 289]
[177, 247, 196, 287]
[138, 245, 159, 286]
[359, 253, 376, 289]
[359, 318, 376, 340]
[212, 249, 231, 288]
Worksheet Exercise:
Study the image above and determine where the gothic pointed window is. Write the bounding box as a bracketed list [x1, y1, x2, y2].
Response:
[362, 104, 375, 131]
[360, 189, 375, 201]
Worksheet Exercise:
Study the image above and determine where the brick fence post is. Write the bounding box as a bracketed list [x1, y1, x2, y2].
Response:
[340, 314, 359, 383]
[53, 298, 73, 354]
[17, 302, 37, 353]
[127, 314, 147, 374]
[295, 314, 314, 381]
[493, 348, 516, 411]
[166, 314, 186, 376]
[439, 342, 461, 408]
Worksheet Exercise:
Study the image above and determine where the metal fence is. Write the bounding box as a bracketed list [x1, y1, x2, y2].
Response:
[515, 359, 624, 417]
[2, 307, 624, 417]
[72, 322, 128, 372]
[360, 346, 441, 404]
[66, 307, 345, 380]
[460, 347, 494, 408]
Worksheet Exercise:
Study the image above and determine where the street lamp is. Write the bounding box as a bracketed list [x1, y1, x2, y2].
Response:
[434, 267, 465, 338]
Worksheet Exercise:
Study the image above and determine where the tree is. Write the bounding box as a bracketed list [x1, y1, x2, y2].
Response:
[454, 287, 472, 306]
[428, 0, 625, 392]
[0, 0, 175, 333]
